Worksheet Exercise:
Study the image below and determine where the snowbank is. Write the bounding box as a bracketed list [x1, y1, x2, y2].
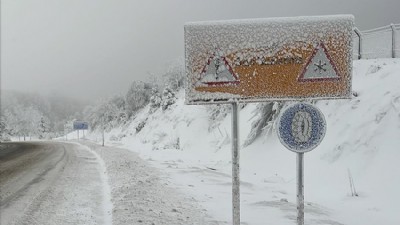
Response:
[85, 58, 400, 225]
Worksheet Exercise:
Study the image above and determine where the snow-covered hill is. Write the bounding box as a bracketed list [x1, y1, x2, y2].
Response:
[85, 58, 400, 225]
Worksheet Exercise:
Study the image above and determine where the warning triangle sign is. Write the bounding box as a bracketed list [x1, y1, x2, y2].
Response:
[298, 43, 340, 82]
[197, 54, 239, 86]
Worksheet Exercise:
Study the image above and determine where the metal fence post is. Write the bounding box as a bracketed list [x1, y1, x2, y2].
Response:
[354, 27, 362, 59]
[391, 24, 396, 58]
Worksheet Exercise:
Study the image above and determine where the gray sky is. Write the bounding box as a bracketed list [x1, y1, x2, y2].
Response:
[2, 0, 399, 100]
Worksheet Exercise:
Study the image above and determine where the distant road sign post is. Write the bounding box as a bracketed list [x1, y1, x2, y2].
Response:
[73, 121, 89, 140]
[184, 15, 354, 225]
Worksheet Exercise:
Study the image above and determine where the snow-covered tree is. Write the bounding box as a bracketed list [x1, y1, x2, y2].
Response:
[161, 86, 176, 111]
[2, 110, 17, 137]
[149, 88, 162, 113]
[0, 118, 11, 142]
[125, 81, 153, 117]
[243, 102, 282, 147]
[12, 105, 30, 140]
[83, 94, 129, 131]
[1, 90, 84, 135]
[3, 105, 45, 140]
[162, 60, 185, 90]
[109, 95, 128, 126]
[38, 116, 51, 139]
[19, 106, 43, 140]
[206, 104, 231, 131]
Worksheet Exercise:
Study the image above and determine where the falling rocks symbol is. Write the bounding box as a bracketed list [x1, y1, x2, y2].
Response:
[277, 102, 326, 153]
[197, 53, 239, 87]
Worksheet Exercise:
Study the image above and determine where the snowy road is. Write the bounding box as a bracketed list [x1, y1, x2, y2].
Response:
[0, 142, 110, 225]
[0, 141, 208, 225]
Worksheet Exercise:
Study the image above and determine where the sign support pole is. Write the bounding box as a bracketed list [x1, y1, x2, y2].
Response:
[231, 102, 240, 225]
[297, 152, 304, 225]
[64, 126, 67, 141]
[102, 126, 105, 147]
[277, 103, 326, 225]
[77, 130, 79, 140]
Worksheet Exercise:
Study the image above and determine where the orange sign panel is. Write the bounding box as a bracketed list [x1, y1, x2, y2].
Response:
[184, 15, 354, 104]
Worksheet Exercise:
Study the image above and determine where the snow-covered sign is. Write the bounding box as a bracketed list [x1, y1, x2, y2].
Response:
[277, 103, 326, 153]
[73, 121, 89, 130]
[185, 15, 354, 104]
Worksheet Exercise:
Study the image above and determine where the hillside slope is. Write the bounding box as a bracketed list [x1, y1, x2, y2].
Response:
[87, 58, 400, 225]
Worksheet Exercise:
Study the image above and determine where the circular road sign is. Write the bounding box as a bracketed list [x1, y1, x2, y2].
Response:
[277, 102, 326, 153]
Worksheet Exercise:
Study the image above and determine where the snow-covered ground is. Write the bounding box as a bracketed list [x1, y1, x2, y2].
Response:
[0, 142, 111, 225]
[78, 58, 400, 225]
[1, 141, 210, 225]
[77, 141, 209, 225]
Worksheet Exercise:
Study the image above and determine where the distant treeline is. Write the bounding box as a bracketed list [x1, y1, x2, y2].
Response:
[0, 90, 87, 141]
[0, 60, 185, 141]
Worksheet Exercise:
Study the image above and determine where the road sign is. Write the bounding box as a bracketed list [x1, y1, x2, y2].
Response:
[277, 102, 326, 153]
[198, 53, 240, 86]
[276, 102, 327, 225]
[298, 43, 341, 82]
[73, 121, 89, 130]
[185, 15, 354, 104]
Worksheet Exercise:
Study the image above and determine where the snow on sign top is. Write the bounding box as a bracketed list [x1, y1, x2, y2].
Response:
[184, 15, 354, 104]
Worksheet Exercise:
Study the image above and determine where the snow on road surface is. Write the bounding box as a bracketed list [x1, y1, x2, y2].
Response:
[80, 141, 209, 225]
[0, 142, 109, 225]
[1, 141, 209, 225]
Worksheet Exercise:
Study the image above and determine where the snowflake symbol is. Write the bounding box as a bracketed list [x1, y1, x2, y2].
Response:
[314, 60, 327, 74]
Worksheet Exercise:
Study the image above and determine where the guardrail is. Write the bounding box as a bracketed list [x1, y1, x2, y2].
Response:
[353, 23, 399, 59]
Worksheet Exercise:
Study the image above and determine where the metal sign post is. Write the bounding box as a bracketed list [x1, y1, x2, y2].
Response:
[297, 153, 304, 225]
[184, 15, 353, 225]
[231, 102, 240, 225]
[277, 102, 327, 225]
[73, 121, 89, 140]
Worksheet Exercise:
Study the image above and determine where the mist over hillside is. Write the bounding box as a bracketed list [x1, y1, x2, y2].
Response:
[0, 90, 88, 140]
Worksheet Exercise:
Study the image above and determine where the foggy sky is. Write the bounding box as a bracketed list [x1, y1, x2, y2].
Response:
[2, 0, 399, 101]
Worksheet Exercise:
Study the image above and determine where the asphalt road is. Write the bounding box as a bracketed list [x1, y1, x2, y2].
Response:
[0, 142, 107, 225]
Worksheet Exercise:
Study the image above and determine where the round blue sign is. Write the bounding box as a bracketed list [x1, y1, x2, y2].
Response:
[277, 102, 326, 153]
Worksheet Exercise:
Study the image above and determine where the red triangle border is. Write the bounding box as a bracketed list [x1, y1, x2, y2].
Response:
[199, 54, 240, 86]
[297, 42, 341, 82]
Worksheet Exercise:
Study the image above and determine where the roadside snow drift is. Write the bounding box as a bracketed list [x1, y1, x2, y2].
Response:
[86, 58, 400, 225]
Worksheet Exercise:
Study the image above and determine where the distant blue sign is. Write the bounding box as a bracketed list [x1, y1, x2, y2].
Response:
[277, 103, 326, 153]
[73, 121, 89, 130]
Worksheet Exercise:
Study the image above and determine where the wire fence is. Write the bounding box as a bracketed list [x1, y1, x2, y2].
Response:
[353, 23, 399, 59]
